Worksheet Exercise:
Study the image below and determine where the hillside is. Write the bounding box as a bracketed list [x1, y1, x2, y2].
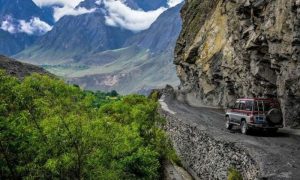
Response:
[174, 0, 300, 127]
[0, 55, 50, 79]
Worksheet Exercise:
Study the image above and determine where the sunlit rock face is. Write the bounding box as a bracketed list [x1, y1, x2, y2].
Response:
[175, 0, 300, 127]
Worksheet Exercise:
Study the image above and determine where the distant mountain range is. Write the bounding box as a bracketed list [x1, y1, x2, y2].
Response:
[0, 0, 183, 94]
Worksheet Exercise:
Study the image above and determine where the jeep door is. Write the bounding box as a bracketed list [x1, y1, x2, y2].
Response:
[230, 101, 240, 122]
[235, 101, 246, 123]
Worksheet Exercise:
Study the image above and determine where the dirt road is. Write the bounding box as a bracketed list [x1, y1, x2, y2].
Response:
[160, 94, 300, 179]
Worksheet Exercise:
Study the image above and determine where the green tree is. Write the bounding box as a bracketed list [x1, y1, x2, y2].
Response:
[0, 70, 176, 179]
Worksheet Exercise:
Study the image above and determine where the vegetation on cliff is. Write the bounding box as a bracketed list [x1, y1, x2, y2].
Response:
[0, 70, 176, 179]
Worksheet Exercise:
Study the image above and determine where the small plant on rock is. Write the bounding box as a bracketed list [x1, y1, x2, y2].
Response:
[228, 167, 243, 180]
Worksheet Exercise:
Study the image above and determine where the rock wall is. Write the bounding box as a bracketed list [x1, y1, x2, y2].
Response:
[175, 0, 300, 127]
[158, 106, 259, 179]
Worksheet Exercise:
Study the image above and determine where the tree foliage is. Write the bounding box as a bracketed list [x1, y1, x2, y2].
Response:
[0, 71, 175, 179]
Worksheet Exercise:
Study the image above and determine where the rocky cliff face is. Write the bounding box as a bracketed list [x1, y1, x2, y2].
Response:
[175, 0, 300, 127]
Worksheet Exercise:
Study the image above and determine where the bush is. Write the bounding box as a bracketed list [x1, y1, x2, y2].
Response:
[228, 167, 243, 180]
[0, 71, 175, 179]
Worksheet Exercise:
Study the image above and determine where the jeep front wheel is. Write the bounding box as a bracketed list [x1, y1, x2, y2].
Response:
[241, 121, 249, 135]
[225, 116, 233, 130]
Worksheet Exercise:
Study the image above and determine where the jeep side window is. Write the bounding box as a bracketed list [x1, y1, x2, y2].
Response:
[263, 102, 271, 111]
[245, 101, 253, 111]
[234, 102, 239, 109]
[240, 102, 246, 110]
[254, 101, 264, 111]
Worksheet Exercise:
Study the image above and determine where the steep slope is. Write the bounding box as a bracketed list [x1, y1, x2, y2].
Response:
[0, 30, 37, 56]
[0, 55, 51, 79]
[124, 3, 183, 53]
[125, 0, 168, 10]
[175, 0, 300, 127]
[0, 0, 53, 56]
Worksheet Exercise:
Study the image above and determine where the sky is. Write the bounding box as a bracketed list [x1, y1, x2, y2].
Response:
[1, 0, 184, 35]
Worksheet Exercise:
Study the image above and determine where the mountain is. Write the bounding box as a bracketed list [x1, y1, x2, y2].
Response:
[0, 0, 53, 56]
[16, 11, 133, 64]
[15, 0, 183, 94]
[124, 4, 182, 53]
[20, 0, 172, 63]
[52, 4, 182, 94]
[0, 0, 53, 23]
[0, 29, 37, 55]
[125, 0, 168, 10]
[174, 0, 300, 127]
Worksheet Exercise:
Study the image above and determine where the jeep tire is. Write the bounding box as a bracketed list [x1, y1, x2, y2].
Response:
[267, 108, 283, 125]
[241, 120, 249, 135]
[225, 116, 233, 130]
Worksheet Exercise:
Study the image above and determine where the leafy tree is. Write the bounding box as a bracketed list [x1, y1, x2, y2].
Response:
[0, 70, 176, 179]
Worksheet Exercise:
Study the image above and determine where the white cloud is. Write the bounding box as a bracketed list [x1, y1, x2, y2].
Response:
[0, 16, 52, 35]
[53, 6, 96, 21]
[102, 0, 167, 32]
[32, 0, 95, 21]
[19, 17, 53, 35]
[32, 0, 84, 7]
[167, 0, 184, 8]
[1, 17, 16, 33]
[95, 0, 102, 5]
